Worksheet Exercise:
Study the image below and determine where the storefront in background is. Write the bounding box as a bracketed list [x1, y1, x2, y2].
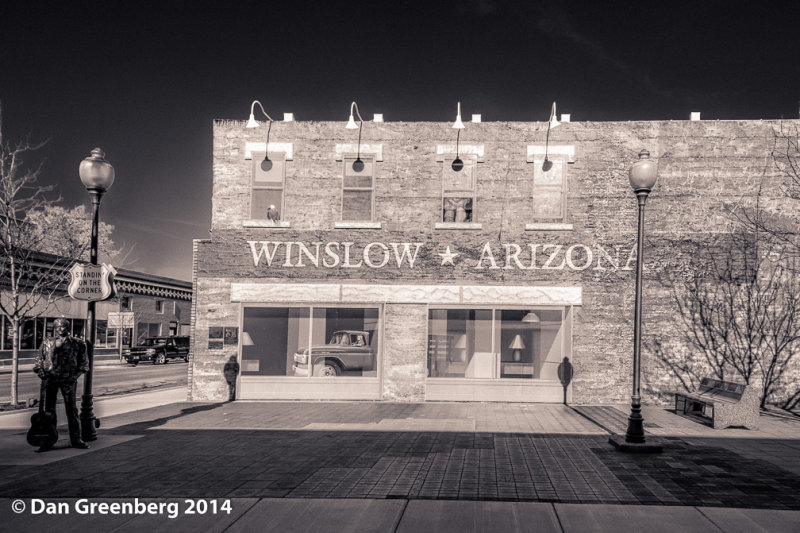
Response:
[1, 266, 191, 364]
[190, 116, 792, 403]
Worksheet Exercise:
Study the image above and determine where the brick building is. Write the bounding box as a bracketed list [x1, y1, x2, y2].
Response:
[190, 115, 793, 403]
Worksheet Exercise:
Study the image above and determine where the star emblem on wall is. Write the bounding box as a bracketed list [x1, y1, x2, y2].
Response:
[438, 246, 459, 266]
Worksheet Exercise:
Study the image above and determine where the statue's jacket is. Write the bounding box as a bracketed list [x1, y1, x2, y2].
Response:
[33, 336, 89, 381]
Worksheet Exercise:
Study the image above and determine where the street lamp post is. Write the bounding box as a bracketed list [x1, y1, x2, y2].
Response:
[78, 148, 115, 442]
[610, 149, 662, 453]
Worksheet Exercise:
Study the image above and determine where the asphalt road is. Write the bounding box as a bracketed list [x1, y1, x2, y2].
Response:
[0, 360, 188, 404]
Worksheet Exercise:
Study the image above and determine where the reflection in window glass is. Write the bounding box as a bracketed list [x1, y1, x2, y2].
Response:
[242, 307, 379, 378]
[428, 308, 564, 379]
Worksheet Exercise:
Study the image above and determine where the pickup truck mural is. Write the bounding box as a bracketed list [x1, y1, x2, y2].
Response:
[292, 330, 374, 376]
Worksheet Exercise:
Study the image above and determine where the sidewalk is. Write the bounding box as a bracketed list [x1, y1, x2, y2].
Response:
[0, 393, 798, 531]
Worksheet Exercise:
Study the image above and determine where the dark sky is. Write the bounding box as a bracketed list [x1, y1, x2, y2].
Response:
[1, 0, 798, 280]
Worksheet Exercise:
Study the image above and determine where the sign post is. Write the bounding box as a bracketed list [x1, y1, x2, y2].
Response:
[68, 261, 116, 442]
[108, 311, 134, 362]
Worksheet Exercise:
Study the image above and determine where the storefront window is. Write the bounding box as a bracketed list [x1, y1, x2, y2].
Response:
[428, 308, 565, 379]
[2, 316, 11, 350]
[96, 320, 108, 346]
[137, 322, 161, 343]
[242, 306, 379, 377]
[72, 319, 86, 339]
[20, 319, 35, 349]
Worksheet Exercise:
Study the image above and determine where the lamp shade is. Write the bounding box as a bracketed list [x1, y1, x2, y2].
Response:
[629, 149, 658, 193]
[522, 312, 540, 323]
[241, 332, 255, 346]
[79, 148, 115, 192]
[246, 113, 259, 128]
[508, 334, 526, 350]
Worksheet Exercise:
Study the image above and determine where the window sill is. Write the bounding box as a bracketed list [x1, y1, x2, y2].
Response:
[525, 223, 573, 231]
[243, 220, 291, 228]
[435, 222, 483, 230]
[334, 221, 382, 229]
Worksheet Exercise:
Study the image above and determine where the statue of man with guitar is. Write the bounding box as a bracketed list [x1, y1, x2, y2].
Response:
[28, 318, 90, 452]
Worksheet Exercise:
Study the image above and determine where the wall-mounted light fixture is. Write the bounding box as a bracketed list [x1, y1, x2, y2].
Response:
[542, 101, 561, 172]
[451, 102, 466, 172]
[246, 100, 275, 171]
[346, 101, 366, 172]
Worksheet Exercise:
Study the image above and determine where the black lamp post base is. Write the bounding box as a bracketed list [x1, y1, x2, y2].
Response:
[608, 434, 664, 453]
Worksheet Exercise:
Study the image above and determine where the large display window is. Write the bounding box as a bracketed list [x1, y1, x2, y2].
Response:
[427, 308, 565, 379]
[242, 306, 379, 377]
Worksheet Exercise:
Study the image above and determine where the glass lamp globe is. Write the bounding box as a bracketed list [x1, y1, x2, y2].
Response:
[629, 150, 658, 193]
[79, 148, 115, 192]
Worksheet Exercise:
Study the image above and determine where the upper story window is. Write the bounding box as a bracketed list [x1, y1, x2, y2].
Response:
[155, 300, 164, 314]
[442, 154, 477, 223]
[532, 154, 567, 222]
[526, 145, 574, 230]
[120, 296, 131, 310]
[251, 151, 286, 222]
[341, 154, 375, 221]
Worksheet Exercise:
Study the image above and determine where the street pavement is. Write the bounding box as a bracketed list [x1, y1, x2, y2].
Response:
[0, 390, 798, 532]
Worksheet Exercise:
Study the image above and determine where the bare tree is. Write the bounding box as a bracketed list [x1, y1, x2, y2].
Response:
[0, 101, 73, 406]
[661, 225, 800, 408]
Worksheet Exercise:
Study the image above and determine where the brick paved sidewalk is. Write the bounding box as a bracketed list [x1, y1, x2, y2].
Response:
[0, 401, 799, 510]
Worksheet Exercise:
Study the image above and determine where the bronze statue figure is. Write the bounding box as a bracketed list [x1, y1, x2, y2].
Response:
[31, 318, 90, 451]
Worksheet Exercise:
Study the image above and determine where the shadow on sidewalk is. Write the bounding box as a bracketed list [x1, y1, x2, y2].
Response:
[103, 402, 224, 434]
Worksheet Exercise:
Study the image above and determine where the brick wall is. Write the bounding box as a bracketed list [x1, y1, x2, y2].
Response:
[192, 118, 795, 403]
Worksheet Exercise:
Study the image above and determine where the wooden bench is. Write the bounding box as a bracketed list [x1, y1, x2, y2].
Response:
[674, 377, 759, 430]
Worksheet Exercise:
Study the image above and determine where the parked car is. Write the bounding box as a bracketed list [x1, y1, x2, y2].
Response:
[292, 330, 373, 376]
[124, 336, 190, 365]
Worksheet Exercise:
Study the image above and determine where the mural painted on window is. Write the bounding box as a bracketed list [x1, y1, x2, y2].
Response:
[242, 306, 379, 377]
[427, 308, 566, 379]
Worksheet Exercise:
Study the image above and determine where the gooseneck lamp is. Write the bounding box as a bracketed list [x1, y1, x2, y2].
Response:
[78, 147, 115, 442]
[452, 102, 465, 172]
[542, 101, 560, 172]
[346, 101, 365, 172]
[624, 149, 658, 445]
[246, 100, 275, 171]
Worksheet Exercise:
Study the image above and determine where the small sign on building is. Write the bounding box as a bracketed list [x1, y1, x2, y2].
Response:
[108, 311, 134, 329]
[68, 263, 117, 301]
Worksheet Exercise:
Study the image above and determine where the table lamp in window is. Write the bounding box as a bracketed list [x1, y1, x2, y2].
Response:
[509, 335, 526, 362]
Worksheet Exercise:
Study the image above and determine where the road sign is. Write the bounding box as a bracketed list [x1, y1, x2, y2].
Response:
[68, 263, 116, 301]
[108, 311, 134, 328]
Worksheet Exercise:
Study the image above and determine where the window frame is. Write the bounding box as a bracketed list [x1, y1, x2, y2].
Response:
[441, 153, 478, 223]
[340, 154, 376, 222]
[251, 150, 287, 221]
[532, 153, 568, 223]
[427, 305, 569, 380]
[241, 303, 381, 379]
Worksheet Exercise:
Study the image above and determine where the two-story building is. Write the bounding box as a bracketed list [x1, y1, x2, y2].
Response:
[190, 114, 792, 403]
